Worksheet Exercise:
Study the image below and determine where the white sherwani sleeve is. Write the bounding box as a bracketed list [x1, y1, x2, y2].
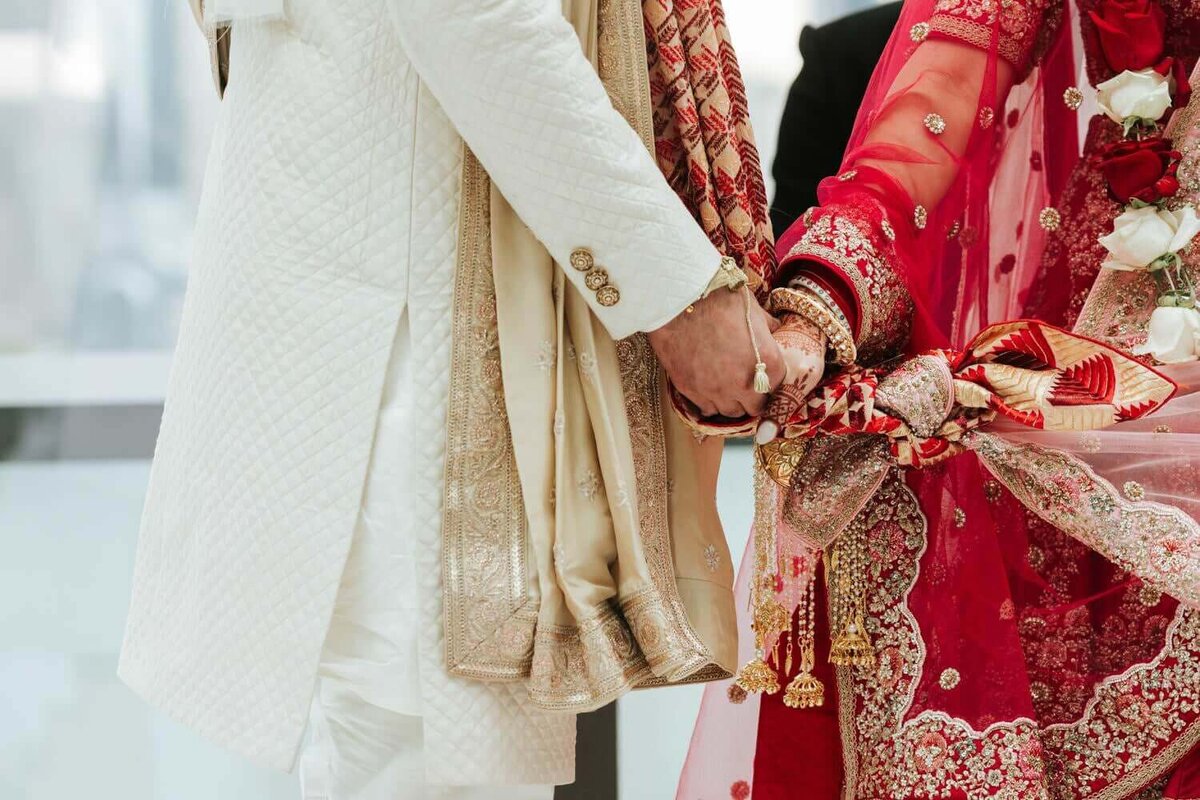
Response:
[385, 0, 722, 339]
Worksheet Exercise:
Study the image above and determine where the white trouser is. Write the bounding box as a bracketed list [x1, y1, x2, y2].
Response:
[299, 680, 553, 800]
[298, 313, 554, 800]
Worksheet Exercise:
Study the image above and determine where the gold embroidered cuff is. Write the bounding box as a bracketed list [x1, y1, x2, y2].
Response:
[768, 287, 857, 366]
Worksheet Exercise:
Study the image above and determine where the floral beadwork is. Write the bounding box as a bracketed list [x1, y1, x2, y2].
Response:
[1039, 206, 1062, 231]
[930, 0, 1058, 71]
[704, 544, 721, 573]
[939, 668, 962, 690]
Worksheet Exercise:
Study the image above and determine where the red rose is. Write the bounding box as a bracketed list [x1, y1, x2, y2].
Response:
[1089, 0, 1166, 73]
[1157, 56, 1194, 110]
[1095, 137, 1181, 203]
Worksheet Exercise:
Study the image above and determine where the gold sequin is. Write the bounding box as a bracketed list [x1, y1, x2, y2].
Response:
[978, 106, 995, 129]
[1123, 481, 1145, 501]
[953, 508, 966, 528]
[1063, 86, 1084, 111]
[939, 668, 961, 690]
[947, 220, 962, 240]
[584, 268, 609, 291]
[1138, 585, 1163, 607]
[727, 683, 748, 704]
[1028, 545, 1046, 570]
[839, 169, 858, 182]
[1154, 424, 1173, 433]
[1081, 434, 1102, 453]
[983, 479, 1001, 503]
[569, 248, 594, 271]
[913, 205, 928, 230]
[924, 113, 947, 135]
[910, 21, 930, 41]
[596, 285, 620, 307]
[1038, 207, 1061, 232]
[880, 218, 896, 241]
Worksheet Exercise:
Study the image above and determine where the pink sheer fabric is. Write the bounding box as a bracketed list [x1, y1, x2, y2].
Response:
[680, 0, 1200, 795]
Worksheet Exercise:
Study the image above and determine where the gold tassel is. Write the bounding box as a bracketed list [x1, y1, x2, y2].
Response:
[828, 613, 874, 668]
[744, 288, 772, 394]
[736, 652, 781, 695]
[783, 670, 825, 708]
[783, 642, 824, 709]
[782, 566, 824, 708]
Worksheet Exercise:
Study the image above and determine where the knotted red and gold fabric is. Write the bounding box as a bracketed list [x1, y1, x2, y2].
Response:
[761, 319, 1175, 478]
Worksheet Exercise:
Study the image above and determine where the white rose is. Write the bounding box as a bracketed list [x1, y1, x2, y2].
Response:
[1099, 205, 1200, 271]
[1096, 69, 1173, 124]
[1134, 305, 1200, 363]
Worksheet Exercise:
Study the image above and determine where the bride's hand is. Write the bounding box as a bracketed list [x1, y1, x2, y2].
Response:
[755, 314, 827, 444]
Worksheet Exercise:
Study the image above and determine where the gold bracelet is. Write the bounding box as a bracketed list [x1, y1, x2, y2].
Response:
[768, 287, 857, 366]
[686, 256, 749, 314]
[703, 256, 750, 299]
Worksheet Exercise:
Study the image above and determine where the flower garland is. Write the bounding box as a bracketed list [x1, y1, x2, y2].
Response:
[1093, 0, 1199, 362]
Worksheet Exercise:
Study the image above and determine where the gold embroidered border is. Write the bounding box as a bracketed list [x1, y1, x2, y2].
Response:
[830, 476, 1047, 800]
[836, 663, 859, 800]
[598, 0, 654, 150]
[1045, 611, 1200, 800]
[615, 334, 720, 684]
[526, 585, 724, 711]
[785, 235, 874, 346]
[971, 433, 1200, 609]
[930, 16, 1024, 68]
[442, 150, 537, 680]
[835, 447, 1200, 796]
[785, 212, 913, 364]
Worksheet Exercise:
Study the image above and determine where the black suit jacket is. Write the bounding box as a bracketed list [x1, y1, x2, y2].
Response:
[770, 2, 904, 239]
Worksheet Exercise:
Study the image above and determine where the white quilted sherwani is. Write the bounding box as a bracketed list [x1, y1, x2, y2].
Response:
[118, 0, 722, 785]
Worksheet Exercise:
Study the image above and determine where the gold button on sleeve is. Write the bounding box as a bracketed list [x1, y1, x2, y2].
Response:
[569, 248, 594, 272]
[596, 285, 620, 307]
[584, 268, 609, 291]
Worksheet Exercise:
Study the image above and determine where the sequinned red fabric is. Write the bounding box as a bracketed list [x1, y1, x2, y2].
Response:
[678, 0, 1200, 795]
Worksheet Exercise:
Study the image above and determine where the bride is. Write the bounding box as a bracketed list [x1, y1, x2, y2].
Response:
[679, 0, 1200, 796]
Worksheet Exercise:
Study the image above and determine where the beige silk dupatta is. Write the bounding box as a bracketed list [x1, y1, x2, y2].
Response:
[442, 0, 766, 710]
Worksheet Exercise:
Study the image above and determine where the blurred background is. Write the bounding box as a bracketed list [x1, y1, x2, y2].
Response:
[0, 0, 876, 796]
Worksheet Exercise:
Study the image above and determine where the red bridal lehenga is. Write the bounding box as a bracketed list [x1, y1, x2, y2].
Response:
[677, 0, 1200, 796]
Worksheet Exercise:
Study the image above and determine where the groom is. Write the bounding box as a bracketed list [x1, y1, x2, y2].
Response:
[119, 0, 787, 798]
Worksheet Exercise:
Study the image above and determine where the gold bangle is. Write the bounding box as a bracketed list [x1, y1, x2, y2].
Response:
[788, 277, 855, 336]
[768, 288, 856, 366]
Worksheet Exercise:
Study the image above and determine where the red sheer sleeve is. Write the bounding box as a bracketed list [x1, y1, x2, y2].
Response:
[772, 0, 1065, 364]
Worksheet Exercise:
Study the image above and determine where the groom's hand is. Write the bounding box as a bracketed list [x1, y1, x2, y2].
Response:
[648, 289, 786, 418]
